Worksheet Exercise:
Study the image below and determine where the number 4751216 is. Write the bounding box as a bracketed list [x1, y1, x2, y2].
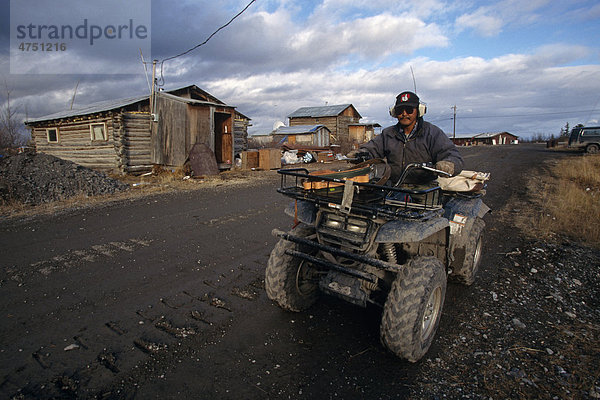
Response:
[18, 43, 67, 51]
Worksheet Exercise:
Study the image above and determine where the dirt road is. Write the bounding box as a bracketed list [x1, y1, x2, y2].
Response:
[0, 144, 579, 399]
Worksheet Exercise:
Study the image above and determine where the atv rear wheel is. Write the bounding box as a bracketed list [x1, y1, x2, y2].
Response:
[451, 218, 485, 286]
[265, 224, 319, 311]
[380, 256, 446, 362]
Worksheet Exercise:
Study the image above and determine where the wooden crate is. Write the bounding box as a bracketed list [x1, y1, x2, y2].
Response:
[241, 150, 259, 170]
[259, 149, 281, 170]
[317, 151, 334, 163]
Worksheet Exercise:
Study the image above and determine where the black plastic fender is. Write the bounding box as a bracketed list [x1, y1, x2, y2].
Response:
[284, 200, 317, 225]
[443, 196, 490, 248]
[375, 217, 449, 243]
[443, 197, 490, 221]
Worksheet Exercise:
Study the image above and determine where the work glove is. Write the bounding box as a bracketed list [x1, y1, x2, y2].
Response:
[435, 160, 454, 176]
[346, 149, 371, 164]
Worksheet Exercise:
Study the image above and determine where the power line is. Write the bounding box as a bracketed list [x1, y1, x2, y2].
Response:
[429, 109, 597, 123]
[456, 109, 598, 119]
[161, 0, 256, 63]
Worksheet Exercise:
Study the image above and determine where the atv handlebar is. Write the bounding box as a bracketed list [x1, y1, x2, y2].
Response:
[393, 163, 451, 187]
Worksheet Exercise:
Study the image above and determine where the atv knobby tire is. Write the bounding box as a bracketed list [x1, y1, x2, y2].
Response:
[451, 217, 485, 286]
[265, 224, 319, 312]
[380, 256, 447, 362]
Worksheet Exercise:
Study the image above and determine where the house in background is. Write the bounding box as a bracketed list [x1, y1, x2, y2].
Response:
[449, 132, 519, 146]
[473, 132, 519, 145]
[348, 123, 381, 146]
[271, 124, 331, 147]
[26, 85, 250, 173]
[287, 104, 361, 151]
[449, 133, 479, 146]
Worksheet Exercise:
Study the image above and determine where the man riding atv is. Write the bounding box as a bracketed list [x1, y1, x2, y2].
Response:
[266, 91, 489, 362]
[347, 91, 463, 185]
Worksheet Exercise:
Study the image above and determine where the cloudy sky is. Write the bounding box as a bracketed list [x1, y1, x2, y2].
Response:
[2, 0, 600, 139]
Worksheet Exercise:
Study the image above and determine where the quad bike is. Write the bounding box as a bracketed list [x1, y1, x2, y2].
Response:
[265, 159, 490, 362]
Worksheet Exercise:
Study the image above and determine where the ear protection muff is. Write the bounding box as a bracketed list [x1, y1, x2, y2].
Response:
[389, 101, 427, 117]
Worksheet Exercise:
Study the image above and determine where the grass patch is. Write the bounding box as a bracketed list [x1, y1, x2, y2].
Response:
[535, 154, 600, 247]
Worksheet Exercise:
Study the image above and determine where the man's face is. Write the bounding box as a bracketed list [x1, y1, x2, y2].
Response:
[396, 105, 417, 128]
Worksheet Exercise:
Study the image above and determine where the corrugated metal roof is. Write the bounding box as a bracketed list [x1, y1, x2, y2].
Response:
[475, 132, 516, 138]
[274, 124, 329, 134]
[26, 84, 237, 124]
[26, 95, 148, 123]
[448, 132, 518, 139]
[448, 133, 478, 139]
[287, 104, 353, 118]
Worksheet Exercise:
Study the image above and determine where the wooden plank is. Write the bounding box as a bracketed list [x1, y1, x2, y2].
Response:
[259, 148, 281, 170]
[241, 150, 259, 170]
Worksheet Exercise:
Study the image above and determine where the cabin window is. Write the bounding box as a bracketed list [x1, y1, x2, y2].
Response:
[46, 128, 59, 143]
[90, 123, 107, 141]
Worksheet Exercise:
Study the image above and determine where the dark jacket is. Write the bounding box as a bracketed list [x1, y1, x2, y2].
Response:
[359, 119, 463, 184]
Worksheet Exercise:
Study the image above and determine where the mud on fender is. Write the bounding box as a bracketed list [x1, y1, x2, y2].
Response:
[375, 217, 449, 243]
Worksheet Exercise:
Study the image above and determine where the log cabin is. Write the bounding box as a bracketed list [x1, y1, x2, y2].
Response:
[25, 85, 249, 174]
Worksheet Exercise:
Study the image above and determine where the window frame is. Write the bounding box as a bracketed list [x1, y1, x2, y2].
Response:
[90, 122, 108, 142]
[46, 128, 59, 143]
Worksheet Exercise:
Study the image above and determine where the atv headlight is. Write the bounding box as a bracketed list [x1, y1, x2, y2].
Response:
[346, 218, 368, 234]
[322, 214, 368, 234]
[323, 214, 344, 229]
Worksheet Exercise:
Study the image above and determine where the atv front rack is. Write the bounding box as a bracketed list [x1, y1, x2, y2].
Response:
[277, 168, 443, 220]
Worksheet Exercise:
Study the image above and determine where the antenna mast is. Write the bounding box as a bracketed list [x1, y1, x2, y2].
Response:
[410, 65, 417, 93]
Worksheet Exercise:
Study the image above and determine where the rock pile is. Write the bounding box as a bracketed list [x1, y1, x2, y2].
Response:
[0, 152, 128, 206]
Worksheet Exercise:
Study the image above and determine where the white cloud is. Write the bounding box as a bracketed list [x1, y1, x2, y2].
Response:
[289, 13, 448, 60]
[202, 42, 600, 138]
[455, 11, 503, 37]
[2, 0, 599, 142]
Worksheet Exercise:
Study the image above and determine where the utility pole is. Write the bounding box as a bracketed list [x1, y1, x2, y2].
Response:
[150, 59, 157, 119]
[451, 105, 457, 139]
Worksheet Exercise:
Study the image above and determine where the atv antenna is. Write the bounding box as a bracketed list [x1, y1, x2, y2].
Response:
[410, 65, 417, 94]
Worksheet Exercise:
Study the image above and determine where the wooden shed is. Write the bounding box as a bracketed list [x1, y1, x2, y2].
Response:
[348, 123, 381, 146]
[272, 124, 331, 147]
[287, 104, 361, 151]
[26, 85, 243, 173]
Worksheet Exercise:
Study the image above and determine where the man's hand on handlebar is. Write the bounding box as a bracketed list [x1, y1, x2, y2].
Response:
[434, 160, 454, 176]
[346, 149, 372, 164]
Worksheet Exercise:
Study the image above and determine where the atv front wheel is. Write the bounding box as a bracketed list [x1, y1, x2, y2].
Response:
[451, 218, 485, 286]
[380, 256, 446, 362]
[265, 224, 319, 311]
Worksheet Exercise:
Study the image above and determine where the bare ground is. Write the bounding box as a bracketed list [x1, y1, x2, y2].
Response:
[1, 145, 599, 399]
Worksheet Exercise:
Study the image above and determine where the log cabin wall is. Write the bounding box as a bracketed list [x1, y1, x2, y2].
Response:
[116, 112, 152, 174]
[30, 113, 118, 171]
[234, 116, 250, 157]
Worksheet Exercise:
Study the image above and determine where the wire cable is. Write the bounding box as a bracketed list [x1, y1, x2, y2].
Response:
[155, 0, 257, 88]
[161, 0, 256, 63]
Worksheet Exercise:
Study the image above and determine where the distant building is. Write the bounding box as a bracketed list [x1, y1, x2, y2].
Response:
[348, 123, 381, 146]
[287, 104, 361, 151]
[450, 132, 519, 146]
[272, 124, 331, 147]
